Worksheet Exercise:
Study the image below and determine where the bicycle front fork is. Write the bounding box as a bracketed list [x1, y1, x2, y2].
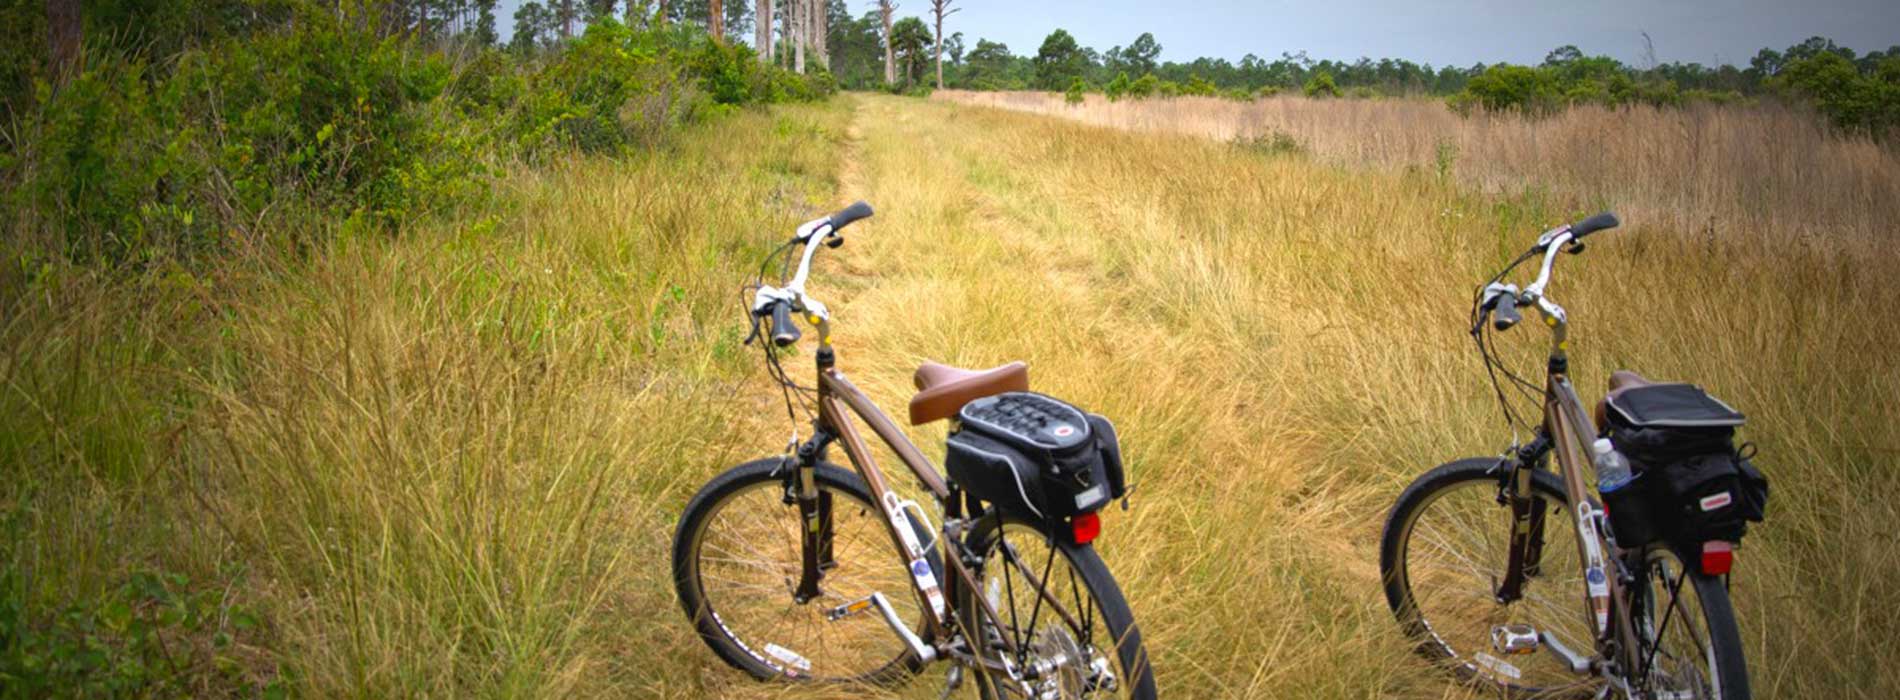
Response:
[788, 430, 838, 603]
[1496, 431, 1553, 604]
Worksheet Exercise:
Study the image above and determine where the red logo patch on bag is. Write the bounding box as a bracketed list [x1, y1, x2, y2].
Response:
[1700, 492, 1733, 511]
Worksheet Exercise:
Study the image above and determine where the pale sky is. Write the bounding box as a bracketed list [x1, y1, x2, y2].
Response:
[499, 1, 1900, 67]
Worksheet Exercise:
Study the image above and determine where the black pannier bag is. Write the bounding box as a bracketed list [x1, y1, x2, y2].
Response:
[943, 392, 1126, 523]
[1601, 383, 1768, 565]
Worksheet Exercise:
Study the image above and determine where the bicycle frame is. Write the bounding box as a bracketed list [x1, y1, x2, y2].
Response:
[1494, 294, 1647, 675]
[784, 316, 1084, 678]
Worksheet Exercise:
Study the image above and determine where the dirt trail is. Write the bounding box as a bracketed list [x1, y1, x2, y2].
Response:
[768, 94, 1415, 698]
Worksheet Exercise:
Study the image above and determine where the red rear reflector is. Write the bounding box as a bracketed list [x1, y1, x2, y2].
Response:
[1071, 512, 1101, 545]
[1701, 541, 1734, 575]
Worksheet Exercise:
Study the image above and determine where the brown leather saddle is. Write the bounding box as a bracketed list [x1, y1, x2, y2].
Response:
[908, 361, 1030, 425]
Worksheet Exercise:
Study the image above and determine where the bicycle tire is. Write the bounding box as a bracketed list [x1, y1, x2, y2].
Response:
[1629, 546, 1750, 699]
[959, 514, 1156, 700]
[672, 457, 921, 684]
[1381, 457, 1599, 697]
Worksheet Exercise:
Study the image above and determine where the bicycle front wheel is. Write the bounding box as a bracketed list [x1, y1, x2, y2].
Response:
[959, 515, 1156, 700]
[1627, 546, 1750, 699]
[671, 458, 921, 683]
[1380, 457, 1601, 697]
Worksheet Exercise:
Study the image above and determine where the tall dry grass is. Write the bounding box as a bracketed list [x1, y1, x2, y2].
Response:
[836, 95, 1899, 697]
[1, 101, 867, 697]
[4, 91, 1896, 699]
[935, 90, 1900, 248]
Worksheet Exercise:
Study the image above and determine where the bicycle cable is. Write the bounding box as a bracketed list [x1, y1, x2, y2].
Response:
[741, 236, 821, 451]
[1468, 248, 1546, 435]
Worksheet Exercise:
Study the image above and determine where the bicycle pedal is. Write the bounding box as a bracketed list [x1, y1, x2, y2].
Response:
[825, 595, 877, 622]
[830, 592, 938, 663]
[1491, 623, 1541, 655]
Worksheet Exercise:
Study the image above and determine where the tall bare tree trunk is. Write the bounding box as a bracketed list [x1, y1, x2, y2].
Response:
[754, 0, 764, 60]
[45, 0, 82, 84]
[778, 0, 790, 67]
[710, 0, 723, 42]
[792, 0, 805, 73]
[812, 0, 827, 72]
[930, 0, 956, 89]
[878, 1, 895, 86]
[655, 0, 668, 26]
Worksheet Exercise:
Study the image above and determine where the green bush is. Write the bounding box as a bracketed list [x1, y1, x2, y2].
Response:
[1775, 52, 1900, 135]
[1106, 71, 1131, 101]
[0, 566, 280, 698]
[1182, 74, 1218, 97]
[1065, 76, 1087, 105]
[1452, 64, 1558, 113]
[1303, 71, 1340, 98]
[3, 6, 836, 268]
[7, 7, 467, 263]
[1129, 72, 1160, 99]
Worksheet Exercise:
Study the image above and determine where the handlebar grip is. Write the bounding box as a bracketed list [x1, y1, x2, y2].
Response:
[770, 301, 801, 347]
[829, 201, 874, 232]
[1493, 293, 1522, 330]
[1569, 212, 1620, 240]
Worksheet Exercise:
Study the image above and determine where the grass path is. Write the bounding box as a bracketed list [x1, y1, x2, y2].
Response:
[759, 95, 1428, 697]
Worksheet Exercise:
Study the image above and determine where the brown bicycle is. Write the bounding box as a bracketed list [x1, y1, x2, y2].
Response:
[671, 202, 1156, 699]
[1379, 213, 1753, 699]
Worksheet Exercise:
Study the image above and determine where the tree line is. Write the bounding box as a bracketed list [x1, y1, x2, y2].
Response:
[932, 29, 1898, 134]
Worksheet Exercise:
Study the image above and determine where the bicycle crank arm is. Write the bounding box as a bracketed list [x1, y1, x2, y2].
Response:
[1537, 629, 1594, 675]
[826, 592, 937, 663]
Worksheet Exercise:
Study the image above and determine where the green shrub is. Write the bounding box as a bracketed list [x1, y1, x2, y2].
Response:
[1452, 64, 1558, 113]
[1303, 71, 1340, 98]
[1065, 76, 1087, 105]
[1183, 74, 1218, 97]
[1129, 72, 1160, 99]
[0, 566, 280, 697]
[1106, 71, 1131, 101]
[1775, 51, 1900, 135]
[3, 7, 837, 268]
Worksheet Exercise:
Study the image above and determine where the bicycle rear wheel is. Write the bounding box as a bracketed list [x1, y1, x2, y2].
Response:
[1380, 458, 1601, 697]
[958, 515, 1155, 700]
[671, 458, 921, 683]
[1627, 547, 1750, 699]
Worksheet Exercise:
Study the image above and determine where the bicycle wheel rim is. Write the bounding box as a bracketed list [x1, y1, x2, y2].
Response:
[1393, 470, 1600, 696]
[963, 518, 1151, 699]
[682, 475, 918, 681]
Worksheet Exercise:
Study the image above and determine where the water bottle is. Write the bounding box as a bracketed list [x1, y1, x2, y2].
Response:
[1594, 437, 1632, 493]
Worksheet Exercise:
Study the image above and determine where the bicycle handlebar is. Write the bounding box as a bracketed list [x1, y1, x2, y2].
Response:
[1568, 212, 1620, 241]
[770, 299, 801, 347]
[1481, 212, 1617, 335]
[830, 201, 874, 232]
[754, 202, 876, 344]
[1492, 292, 1522, 330]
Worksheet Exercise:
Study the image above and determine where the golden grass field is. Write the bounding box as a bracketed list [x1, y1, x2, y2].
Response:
[4, 93, 1898, 697]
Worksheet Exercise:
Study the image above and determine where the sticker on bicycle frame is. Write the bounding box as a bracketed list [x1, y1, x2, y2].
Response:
[764, 643, 812, 673]
[1475, 652, 1523, 681]
[1700, 492, 1733, 511]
